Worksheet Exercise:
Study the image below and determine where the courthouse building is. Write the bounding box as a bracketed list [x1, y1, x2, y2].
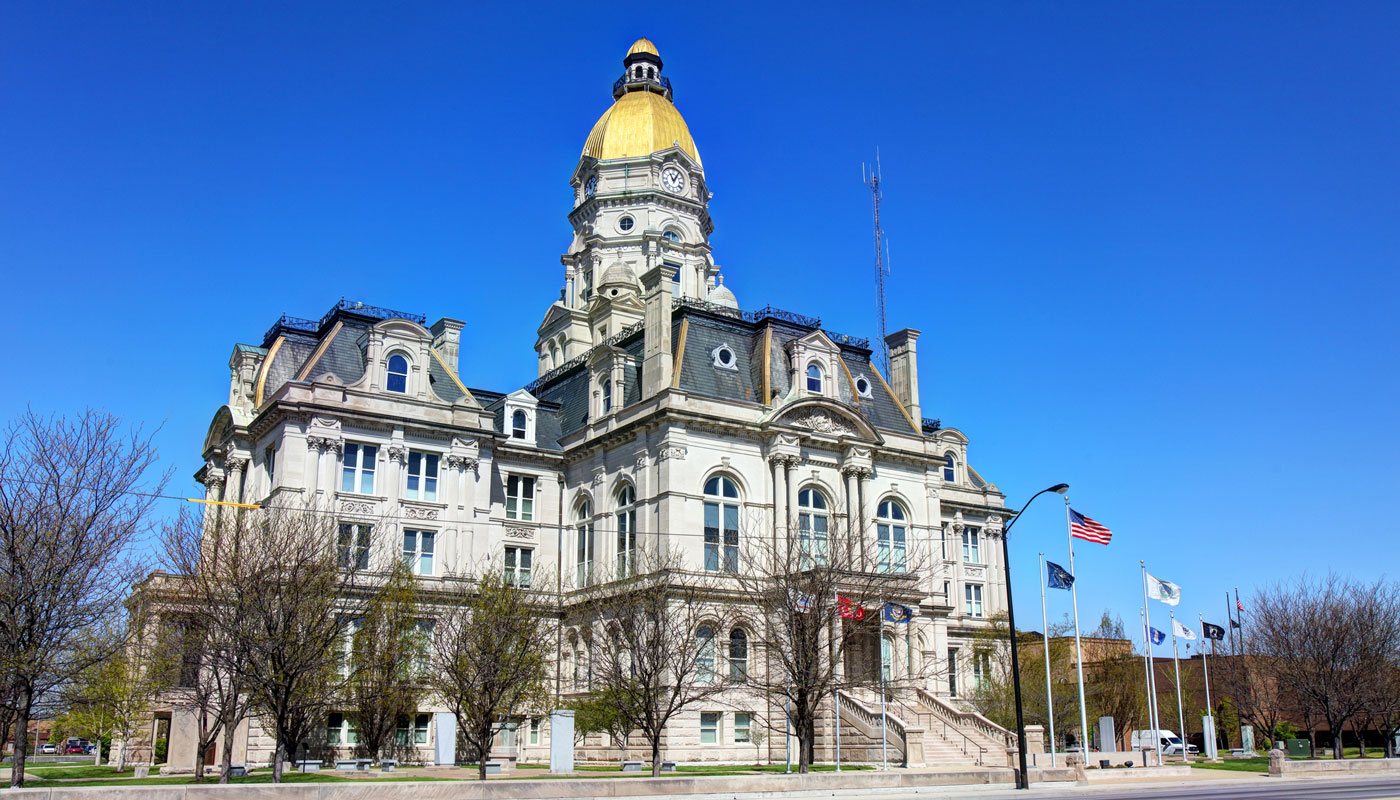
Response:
[156, 39, 1014, 770]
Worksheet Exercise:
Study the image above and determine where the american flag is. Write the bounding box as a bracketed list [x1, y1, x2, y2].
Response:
[1069, 508, 1113, 545]
[1237, 599, 1245, 613]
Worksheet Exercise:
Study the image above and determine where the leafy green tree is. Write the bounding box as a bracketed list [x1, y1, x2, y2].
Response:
[346, 560, 424, 763]
[427, 569, 552, 780]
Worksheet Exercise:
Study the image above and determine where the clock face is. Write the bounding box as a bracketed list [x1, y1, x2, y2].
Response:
[584, 175, 598, 198]
[661, 166, 686, 194]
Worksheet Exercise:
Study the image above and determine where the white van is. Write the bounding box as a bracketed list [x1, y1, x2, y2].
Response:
[1131, 729, 1198, 755]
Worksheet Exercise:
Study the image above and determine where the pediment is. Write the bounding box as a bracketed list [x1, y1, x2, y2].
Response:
[766, 398, 882, 444]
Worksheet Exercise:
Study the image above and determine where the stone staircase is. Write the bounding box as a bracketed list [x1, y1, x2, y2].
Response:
[814, 687, 1015, 768]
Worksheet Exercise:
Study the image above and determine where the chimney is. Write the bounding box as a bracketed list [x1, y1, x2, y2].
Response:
[640, 260, 678, 397]
[885, 328, 922, 422]
[430, 317, 465, 369]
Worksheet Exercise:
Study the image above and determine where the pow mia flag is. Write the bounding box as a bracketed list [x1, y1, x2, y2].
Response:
[1202, 621, 1226, 641]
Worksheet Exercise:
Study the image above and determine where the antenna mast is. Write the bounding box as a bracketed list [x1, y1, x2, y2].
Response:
[864, 150, 890, 376]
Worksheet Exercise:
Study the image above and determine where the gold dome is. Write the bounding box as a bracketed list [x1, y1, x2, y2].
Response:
[582, 90, 701, 166]
[627, 37, 659, 58]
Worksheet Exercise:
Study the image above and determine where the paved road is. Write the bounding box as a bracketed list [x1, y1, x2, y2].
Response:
[775, 776, 1400, 800]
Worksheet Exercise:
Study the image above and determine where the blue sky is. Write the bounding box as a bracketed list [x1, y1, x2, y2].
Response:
[3, 1, 1397, 645]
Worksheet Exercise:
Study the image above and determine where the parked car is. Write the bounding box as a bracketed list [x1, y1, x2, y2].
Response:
[1131, 729, 1198, 755]
[39, 743, 57, 754]
[65, 744, 85, 754]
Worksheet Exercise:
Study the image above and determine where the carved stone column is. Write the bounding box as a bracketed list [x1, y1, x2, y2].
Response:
[223, 454, 247, 505]
[856, 467, 873, 570]
[770, 455, 788, 543]
[386, 444, 407, 506]
[202, 467, 225, 535]
[984, 514, 1005, 617]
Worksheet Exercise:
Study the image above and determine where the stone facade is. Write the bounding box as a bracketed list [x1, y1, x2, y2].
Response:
[150, 38, 1013, 771]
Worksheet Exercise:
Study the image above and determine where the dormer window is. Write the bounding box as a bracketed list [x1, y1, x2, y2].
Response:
[854, 374, 873, 398]
[943, 452, 957, 482]
[806, 364, 824, 393]
[512, 410, 528, 439]
[712, 345, 737, 371]
[602, 378, 613, 413]
[387, 354, 409, 393]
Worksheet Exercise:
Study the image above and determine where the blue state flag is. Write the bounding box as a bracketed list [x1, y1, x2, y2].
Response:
[1149, 627, 1166, 645]
[1046, 561, 1075, 590]
[883, 602, 914, 623]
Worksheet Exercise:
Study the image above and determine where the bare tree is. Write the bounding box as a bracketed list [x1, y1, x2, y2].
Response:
[427, 568, 552, 781]
[0, 409, 168, 787]
[345, 559, 423, 764]
[199, 503, 380, 781]
[729, 518, 915, 773]
[1249, 574, 1400, 759]
[586, 553, 731, 776]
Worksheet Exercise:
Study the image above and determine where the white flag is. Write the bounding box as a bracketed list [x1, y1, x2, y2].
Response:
[1146, 572, 1182, 606]
[1172, 618, 1196, 641]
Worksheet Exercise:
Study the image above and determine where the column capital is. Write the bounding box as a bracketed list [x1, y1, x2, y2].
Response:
[385, 444, 408, 464]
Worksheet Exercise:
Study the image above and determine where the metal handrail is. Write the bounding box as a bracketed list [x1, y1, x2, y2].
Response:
[892, 697, 985, 764]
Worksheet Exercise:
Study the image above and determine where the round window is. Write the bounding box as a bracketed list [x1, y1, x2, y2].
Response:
[718, 348, 733, 365]
[856, 377, 870, 394]
[619, 216, 635, 232]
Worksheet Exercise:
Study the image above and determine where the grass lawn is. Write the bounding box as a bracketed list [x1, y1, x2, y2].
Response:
[11, 761, 875, 788]
[1191, 748, 1387, 774]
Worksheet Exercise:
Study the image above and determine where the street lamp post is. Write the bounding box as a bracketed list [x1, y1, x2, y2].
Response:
[1002, 483, 1070, 790]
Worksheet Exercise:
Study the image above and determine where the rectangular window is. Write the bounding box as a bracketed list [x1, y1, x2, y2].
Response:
[394, 714, 430, 746]
[405, 451, 439, 501]
[576, 521, 594, 588]
[402, 529, 435, 576]
[700, 712, 720, 745]
[616, 508, 636, 578]
[338, 523, 372, 571]
[964, 583, 984, 618]
[506, 475, 535, 521]
[336, 617, 362, 678]
[504, 546, 533, 588]
[327, 712, 359, 745]
[529, 718, 540, 745]
[948, 648, 959, 696]
[734, 712, 751, 744]
[341, 443, 377, 494]
[877, 522, 906, 573]
[962, 528, 980, 563]
[973, 652, 991, 691]
[667, 261, 682, 298]
[410, 619, 434, 674]
[703, 501, 739, 573]
[264, 443, 277, 490]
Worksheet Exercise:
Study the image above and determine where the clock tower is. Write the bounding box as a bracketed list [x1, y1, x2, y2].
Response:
[535, 38, 735, 376]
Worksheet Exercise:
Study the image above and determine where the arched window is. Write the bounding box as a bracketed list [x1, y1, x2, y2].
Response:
[943, 452, 957, 483]
[697, 625, 716, 684]
[512, 410, 528, 440]
[881, 634, 895, 683]
[728, 628, 748, 680]
[575, 500, 594, 588]
[662, 230, 681, 242]
[797, 487, 829, 567]
[387, 353, 409, 393]
[703, 475, 739, 573]
[806, 363, 823, 393]
[616, 485, 637, 578]
[602, 378, 613, 413]
[877, 499, 908, 573]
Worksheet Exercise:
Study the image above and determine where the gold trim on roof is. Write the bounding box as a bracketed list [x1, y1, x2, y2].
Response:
[671, 317, 689, 389]
[295, 321, 342, 382]
[583, 91, 701, 166]
[254, 336, 283, 408]
[873, 367, 920, 435]
[429, 346, 478, 407]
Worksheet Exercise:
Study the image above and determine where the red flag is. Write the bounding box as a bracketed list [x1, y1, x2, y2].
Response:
[837, 595, 867, 621]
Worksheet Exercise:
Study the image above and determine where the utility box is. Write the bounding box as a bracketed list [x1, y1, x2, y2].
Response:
[1286, 738, 1312, 758]
[550, 710, 575, 773]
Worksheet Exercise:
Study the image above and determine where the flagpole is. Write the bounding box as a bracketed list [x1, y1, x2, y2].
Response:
[1141, 562, 1162, 763]
[879, 595, 888, 771]
[1065, 499, 1091, 753]
[832, 586, 841, 770]
[1039, 553, 1057, 767]
[1169, 612, 1189, 762]
[1225, 590, 1239, 752]
[1200, 614, 1216, 760]
[1139, 607, 1156, 758]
